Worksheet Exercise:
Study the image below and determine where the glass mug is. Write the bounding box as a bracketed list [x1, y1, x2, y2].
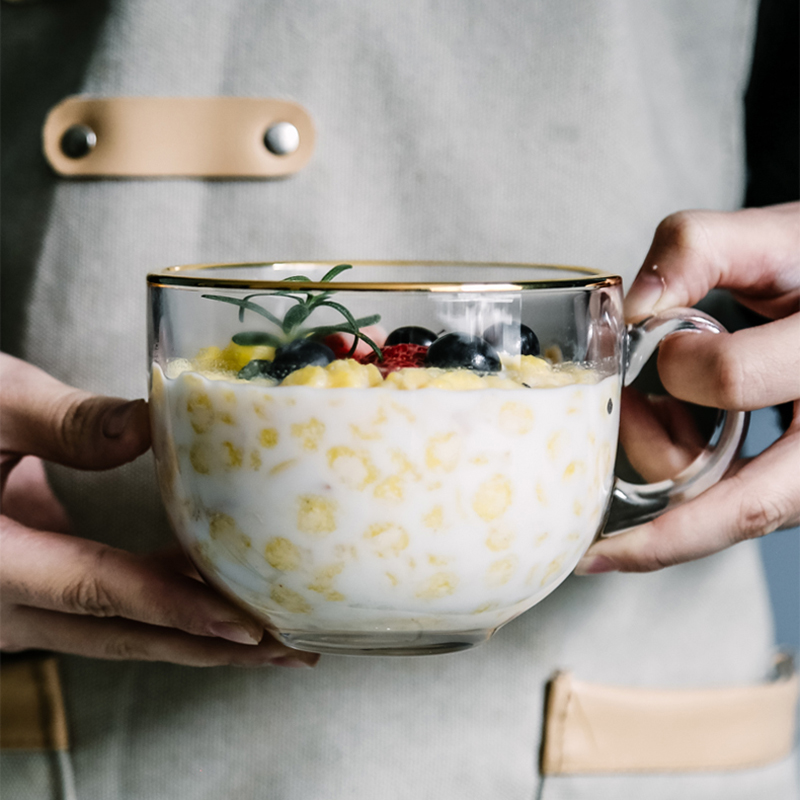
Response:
[147, 262, 747, 655]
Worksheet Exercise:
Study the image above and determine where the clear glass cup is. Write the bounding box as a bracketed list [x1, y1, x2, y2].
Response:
[147, 262, 747, 655]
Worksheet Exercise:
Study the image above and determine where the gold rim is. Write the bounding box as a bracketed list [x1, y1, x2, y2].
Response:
[146, 260, 621, 292]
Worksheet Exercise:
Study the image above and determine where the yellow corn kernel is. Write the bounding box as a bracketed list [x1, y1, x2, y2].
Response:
[373, 474, 404, 502]
[486, 556, 518, 587]
[350, 423, 383, 441]
[269, 459, 298, 476]
[308, 562, 345, 594]
[327, 446, 379, 490]
[186, 390, 214, 433]
[428, 370, 485, 391]
[265, 537, 301, 571]
[384, 369, 432, 391]
[547, 431, 564, 461]
[563, 460, 585, 480]
[291, 418, 325, 451]
[425, 432, 461, 473]
[270, 584, 311, 614]
[282, 365, 329, 387]
[364, 523, 409, 558]
[208, 512, 251, 550]
[297, 495, 337, 535]
[543, 346, 563, 364]
[498, 402, 534, 435]
[389, 401, 416, 423]
[541, 555, 565, 586]
[482, 375, 523, 390]
[391, 450, 422, 481]
[423, 505, 444, 530]
[221, 441, 243, 469]
[194, 342, 275, 373]
[325, 359, 383, 388]
[472, 474, 513, 521]
[259, 428, 279, 448]
[416, 571, 458, 599]
[485, 526, 515, 551]
[190, 442, 212, 474]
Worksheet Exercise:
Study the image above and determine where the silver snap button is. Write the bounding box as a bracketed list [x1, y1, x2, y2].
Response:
[60, 124, 97, 159]
[264, 122, 300, 156]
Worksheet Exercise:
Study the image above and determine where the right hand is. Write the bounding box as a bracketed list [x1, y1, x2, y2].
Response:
[0, 354, 318, 668]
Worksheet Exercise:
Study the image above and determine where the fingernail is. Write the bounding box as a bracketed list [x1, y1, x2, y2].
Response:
[271, 655, 319, 669]
[624, 265, 665, 321]
[574, 555, 618, 576]
[103, 400, 142, 439]
[208, 621, 262, 645]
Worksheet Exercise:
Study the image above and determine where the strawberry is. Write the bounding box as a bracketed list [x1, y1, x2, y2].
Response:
[323, 324, 387, 360]
[360, 343, 429, 376]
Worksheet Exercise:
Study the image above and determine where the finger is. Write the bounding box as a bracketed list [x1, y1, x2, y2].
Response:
[625, 204, 800, 322]
[1, 456, 72, 533]
[657, 314, 800, 410]
[1, 607, 318, 668]
[0, 519, 266, 646]
[574, 428, 800, 573]
[619, 388, 705, 482]
[143, 546, 203, 580]
[0, 353, 150, 469]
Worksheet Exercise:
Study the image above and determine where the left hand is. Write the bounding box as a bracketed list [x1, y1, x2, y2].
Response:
[575, 203, 800, 574]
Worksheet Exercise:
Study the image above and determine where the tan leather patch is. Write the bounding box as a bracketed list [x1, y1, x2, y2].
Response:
[0, 655, 69, 751]
[541, 659, 798, 774]
[43, 96, 315, 178]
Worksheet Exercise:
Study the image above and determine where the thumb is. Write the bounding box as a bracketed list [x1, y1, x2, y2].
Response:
[1, 354, 150, 470]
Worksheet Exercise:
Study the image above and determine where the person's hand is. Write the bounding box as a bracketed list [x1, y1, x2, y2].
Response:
[0, 355, 318, 668]
[576, 202, 800, 574]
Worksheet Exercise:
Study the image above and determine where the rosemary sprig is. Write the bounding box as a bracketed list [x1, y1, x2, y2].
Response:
[202, 264, 383, 358]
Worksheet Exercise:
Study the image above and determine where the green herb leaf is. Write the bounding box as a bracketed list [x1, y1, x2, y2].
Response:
[320, 264, 352, 282]
[282, 303, 312, 333]
[244, 290, 306, 302]
[316, 300, 384, 359]
[303, 314, 381, 338]
[205, 264, 380, 365]
[356, 331, 383, 359]
[202, 294, 283, 328]
[231, 330, 284, 347]
[317, 299, 359, 327]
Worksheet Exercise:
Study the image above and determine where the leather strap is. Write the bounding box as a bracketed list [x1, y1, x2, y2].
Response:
[0, 655, 69, 751]
[541, 655, 798, 774]
[43, 96, 315, 178]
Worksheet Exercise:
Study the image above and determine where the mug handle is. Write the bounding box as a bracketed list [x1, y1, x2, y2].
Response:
[603, 308, 749, 534]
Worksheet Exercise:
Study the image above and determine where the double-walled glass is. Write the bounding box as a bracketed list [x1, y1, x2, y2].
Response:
[147, 262, 746, 655]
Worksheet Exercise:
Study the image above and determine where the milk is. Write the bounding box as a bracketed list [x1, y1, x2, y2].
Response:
[150, 362, 619, 640]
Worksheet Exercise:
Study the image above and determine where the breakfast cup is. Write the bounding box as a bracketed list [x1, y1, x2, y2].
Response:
[147, 262, 747, 655]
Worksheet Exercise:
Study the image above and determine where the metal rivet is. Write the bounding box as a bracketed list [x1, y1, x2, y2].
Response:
[264, 122, 300, 156]
[60, 124, 97, 159]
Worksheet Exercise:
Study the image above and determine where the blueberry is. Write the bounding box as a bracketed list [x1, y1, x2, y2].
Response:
[482, 323, 540, 356]
[425, 332, 501, 372]
[385, 326, 438, 347]
[239, 339, 335, 382]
